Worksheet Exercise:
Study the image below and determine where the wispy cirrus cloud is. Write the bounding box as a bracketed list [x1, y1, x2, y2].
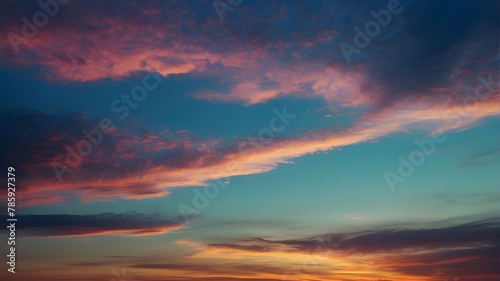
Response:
[2, 91, 498, 206]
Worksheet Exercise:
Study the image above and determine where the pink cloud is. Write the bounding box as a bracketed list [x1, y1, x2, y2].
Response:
[8, 94, 497, 206]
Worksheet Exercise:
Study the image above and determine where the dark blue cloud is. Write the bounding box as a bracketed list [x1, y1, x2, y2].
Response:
[5, 212, 191, 237]
[211, 219, 500, 279]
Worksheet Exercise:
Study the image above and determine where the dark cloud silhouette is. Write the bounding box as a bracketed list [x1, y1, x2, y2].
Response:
[364, 0, 499, 108]
[208, 219, 500, 279]
[9, 212, 190, 237]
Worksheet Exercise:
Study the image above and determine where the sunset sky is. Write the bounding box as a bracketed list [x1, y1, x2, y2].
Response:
[0, 0, 499, 280]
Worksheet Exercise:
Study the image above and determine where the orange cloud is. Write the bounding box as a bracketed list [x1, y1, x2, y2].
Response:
[4, 93, 497, 206]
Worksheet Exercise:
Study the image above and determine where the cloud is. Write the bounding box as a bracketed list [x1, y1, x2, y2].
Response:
[462, 148, 500, 167]
[34, 218, 496, 280]
[0, 1, 498, 206]
[197, 219, 500, 280]
[0, 0, 497, 112]
[2, 91, 498, 206]
[10, 212, 189, 237]
[0, 0, 241, 82]
[423, 193, 500, 207]
[0, 109, 226, 205]
[131, 263, 289, 279]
